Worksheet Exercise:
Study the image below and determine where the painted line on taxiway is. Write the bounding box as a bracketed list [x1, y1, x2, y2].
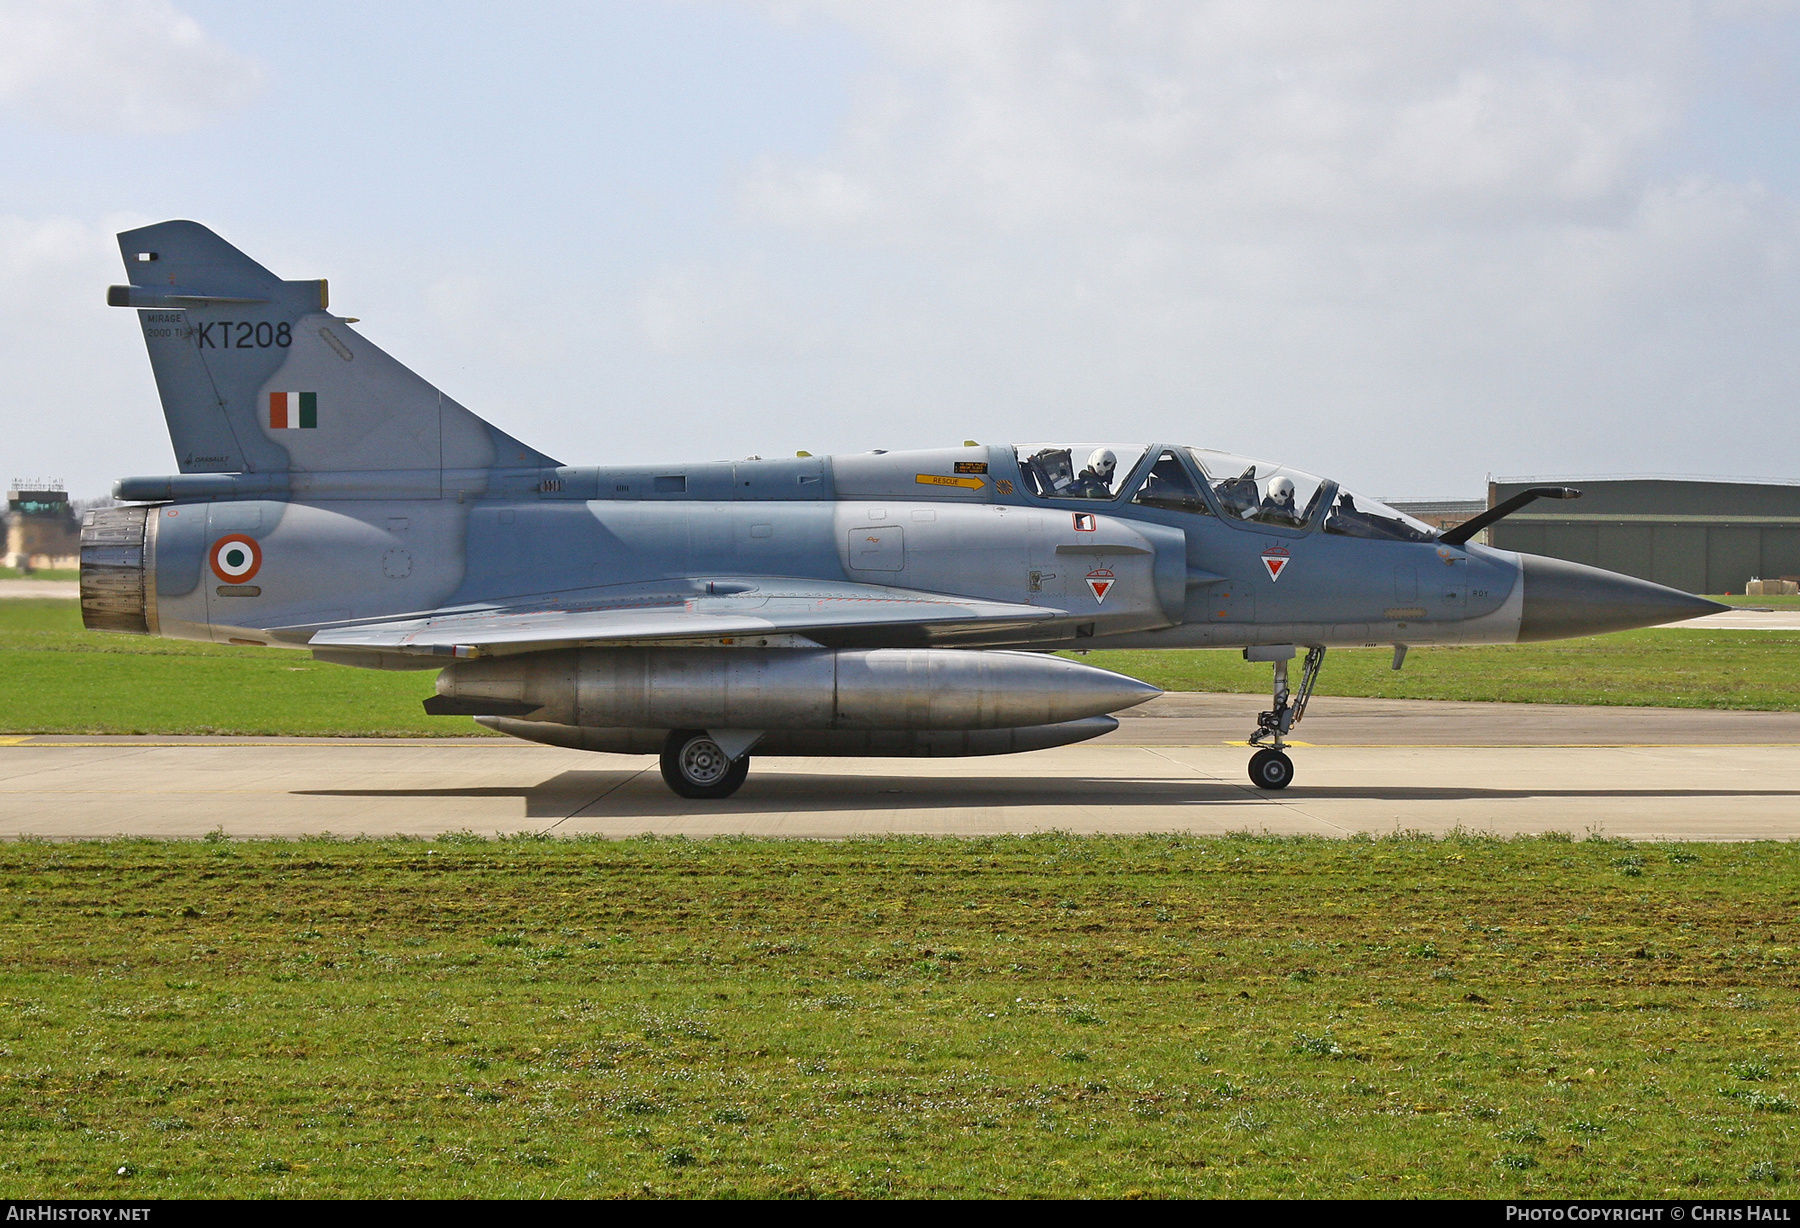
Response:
[0, 740, 530, 748]
[1129, 741, 1800, 749]
[6, 738, 1800, 749]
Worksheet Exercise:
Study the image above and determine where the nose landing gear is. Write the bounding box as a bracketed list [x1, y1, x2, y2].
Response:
[1245, 645, 1324, 790]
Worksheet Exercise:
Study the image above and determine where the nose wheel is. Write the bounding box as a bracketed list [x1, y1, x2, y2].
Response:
[1248, 748, 1293, 790]
[1246, 646, 1324, 790]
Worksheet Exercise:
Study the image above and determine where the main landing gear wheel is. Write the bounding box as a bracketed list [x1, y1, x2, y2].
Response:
[1248, 748, 1294, 790]
[660, 730, 750, 800]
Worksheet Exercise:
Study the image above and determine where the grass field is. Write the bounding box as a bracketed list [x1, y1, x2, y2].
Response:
[0, 569, 78, 582]
[1073, 628, 1800, 710]
[0, 599, 469, 737]
[0, 833, 1791, 1198]
[3, 597, 1797, 737]
[1715, 593, 1800, 609]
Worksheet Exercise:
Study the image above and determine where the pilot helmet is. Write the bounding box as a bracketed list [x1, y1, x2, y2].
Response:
[1268, 475, 1296, 503]
[1086, 448, 1117, 482]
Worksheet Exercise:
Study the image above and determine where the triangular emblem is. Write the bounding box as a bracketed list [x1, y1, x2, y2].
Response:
[1260, 547, 1291, 582]
[1085, 568, 1116, 604]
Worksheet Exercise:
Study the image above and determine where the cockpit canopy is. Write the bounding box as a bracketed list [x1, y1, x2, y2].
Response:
[1015, 444, 1147, 500]
[1189, 449, 1324, 529]
[1015, 443, 1437, 541]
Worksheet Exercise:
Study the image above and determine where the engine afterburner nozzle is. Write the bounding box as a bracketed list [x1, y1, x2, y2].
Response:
[1516, 554, 1730, 642]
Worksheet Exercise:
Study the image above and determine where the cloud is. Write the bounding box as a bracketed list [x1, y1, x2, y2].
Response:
[750, 1, 1697, 234]
[423, 273, 573, 367]
[0, 214, 170, 493]
[638, 260, 833, 361]
[726, 0, 1800, 490]
[0, 0, 262, 133]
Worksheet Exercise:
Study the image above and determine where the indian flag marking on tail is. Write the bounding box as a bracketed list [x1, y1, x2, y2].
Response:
[268, 392, 317, 429]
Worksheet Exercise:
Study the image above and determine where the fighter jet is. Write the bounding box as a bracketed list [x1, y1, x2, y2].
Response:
[83, 222, 1727, 797]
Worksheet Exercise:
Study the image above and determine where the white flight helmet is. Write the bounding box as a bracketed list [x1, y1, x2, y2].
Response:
[1086, 448, 1117, 483]
[1268, 475, 1296, 503]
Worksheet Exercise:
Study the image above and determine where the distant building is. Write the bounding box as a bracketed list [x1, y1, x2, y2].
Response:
[1487, 476, 1800, 596]
[3, 484, 81, 572]
[1384, 498, 1487, 535]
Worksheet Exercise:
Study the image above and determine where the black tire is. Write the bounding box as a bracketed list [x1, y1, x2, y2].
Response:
[659, 730, 750, 799]
[1248, 748, 1294, 791]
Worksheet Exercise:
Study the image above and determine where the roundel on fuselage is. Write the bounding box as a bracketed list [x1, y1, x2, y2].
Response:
[209, 534, 262, 582]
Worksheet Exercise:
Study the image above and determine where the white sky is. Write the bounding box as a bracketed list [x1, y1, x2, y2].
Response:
[4, 0, 1800, 499]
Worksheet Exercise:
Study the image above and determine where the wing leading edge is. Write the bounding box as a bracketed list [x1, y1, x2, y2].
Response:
[304, 578, 1063, 655]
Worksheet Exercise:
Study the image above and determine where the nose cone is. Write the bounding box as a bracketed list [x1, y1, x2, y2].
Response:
[1517, 554, 1730, 642]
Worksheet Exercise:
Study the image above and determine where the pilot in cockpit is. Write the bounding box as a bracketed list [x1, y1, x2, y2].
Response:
[1259, 475, 1305, 526]
[1070, 448, 1117, 498]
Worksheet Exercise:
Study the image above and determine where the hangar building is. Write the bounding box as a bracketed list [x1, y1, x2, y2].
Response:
[1383, 498, 1486, 534]
[1484, 476, 1800, 596]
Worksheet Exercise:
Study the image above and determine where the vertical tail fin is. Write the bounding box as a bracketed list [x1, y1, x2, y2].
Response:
[111, 221, 557, 476]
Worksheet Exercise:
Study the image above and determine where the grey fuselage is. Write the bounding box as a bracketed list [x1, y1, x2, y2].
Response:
[117, 444, 1524, 657]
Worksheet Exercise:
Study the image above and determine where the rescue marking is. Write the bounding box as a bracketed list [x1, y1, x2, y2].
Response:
[1072, 512, 1097, 532]
[268, 391, 317, 429]
[953, 460, 988, 474]
[1260, 545, 1291, 582]
[1085, 568, 1116, 604]
[994, 478, 1015, 495]
[916, 473, 984, 490]
[210, 534, 262, 583]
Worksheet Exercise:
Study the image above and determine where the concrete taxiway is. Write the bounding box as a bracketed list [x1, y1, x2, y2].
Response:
[3, 694, 1796, 842]
[1667, 607, 1800, 630]
[0, 581, 78, 598]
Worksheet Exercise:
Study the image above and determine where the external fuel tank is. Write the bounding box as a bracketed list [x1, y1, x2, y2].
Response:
[431, 646, 1161, 732]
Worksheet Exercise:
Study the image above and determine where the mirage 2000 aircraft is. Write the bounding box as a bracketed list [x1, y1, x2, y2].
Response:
[82, 222, 1727, 797]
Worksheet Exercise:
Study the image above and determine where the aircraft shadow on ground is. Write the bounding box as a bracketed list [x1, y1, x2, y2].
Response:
[293, 770, 1800, 820]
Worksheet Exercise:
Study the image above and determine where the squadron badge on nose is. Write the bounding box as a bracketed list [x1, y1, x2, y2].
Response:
[1260, 545, 1291, 582]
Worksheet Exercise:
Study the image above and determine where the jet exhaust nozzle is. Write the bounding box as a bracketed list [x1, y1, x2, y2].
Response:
[79, 505, 155, 636]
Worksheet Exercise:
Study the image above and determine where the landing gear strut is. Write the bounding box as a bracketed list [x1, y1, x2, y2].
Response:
[1246, 646, 1325, 790]
[660, 730, 751, 799]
